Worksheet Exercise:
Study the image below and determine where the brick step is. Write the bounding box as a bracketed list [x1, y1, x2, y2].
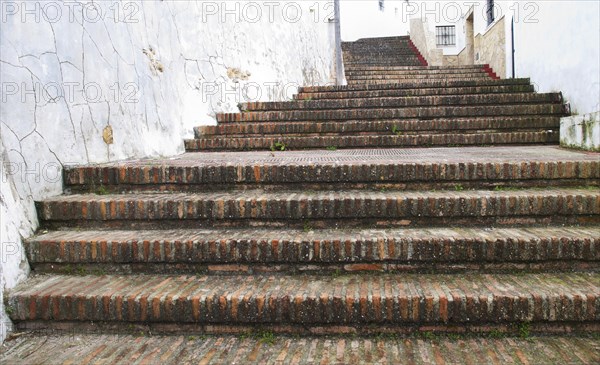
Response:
[342, 46, 413, 52]
[344, 65, 496, 71]
[197, 117, 559, 137]
[349, 36, 411, 41]
[345, 76, 492, 83]
[241, 93, 561, 112]
[294, 85, 535, 100]
[64, 146, 599, 192]
[216, 104, 568, 123]
[344, 40, 411, 46]
[344, 57, 422, 61]
[345, 63, 426, 67]
[347, 78, 499, 86]
[37, 188, 599, 229]
[8, 273, 600, 327]
[345, 69, 490, 77]
[299, 78, 530, 93]
[185, 131, 559, 152]
[3, 334, 598, 364]
[26, 226, 600, 274]
[343, 54, 418, 59]
[195, 130, 557, 141]
[344, 61, 424, 67]
[343, 56, 422, 61]
[343, 50, 418, 55]
[346, 73, 490, 80]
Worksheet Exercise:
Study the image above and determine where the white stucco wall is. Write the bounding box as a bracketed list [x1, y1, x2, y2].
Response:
[340, 0, 409, 41]
[513, 1, 600, 115]
[560, 112, 600, 152]
[0, 0, 335, 342]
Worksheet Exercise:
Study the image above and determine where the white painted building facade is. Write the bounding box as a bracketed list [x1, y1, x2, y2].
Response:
[341, 0, 599, 115]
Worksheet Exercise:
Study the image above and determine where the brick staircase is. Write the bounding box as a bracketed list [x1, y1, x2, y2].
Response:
[186, 37, 566, 152]
[3, 36, 599, 364]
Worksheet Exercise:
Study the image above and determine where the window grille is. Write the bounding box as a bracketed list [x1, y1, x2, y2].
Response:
[436, 26, 456, 46]
[379, 0, 384, 11]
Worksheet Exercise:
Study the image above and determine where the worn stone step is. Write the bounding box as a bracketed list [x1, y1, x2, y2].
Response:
[242, 93, 561, 112]
[298, 78, 530, 94]
[26, 226, 600, 274]
[37, 188, 599, 228]
[2, 334, 598, 364]
[294, 85, 535, 100]
[197, 116, 558, 137]
[185, 131, 560, 152]
[64, 146, 599, 192]
[8, 273, 600, 328]
[216, 104, 567, 123]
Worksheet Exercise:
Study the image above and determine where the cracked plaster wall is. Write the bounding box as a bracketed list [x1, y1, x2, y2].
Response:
[0, 0, 336, 342]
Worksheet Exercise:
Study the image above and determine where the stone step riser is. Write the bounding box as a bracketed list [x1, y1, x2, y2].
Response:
[294, 85, 535, 100]
[241, 93, 561, 112]
[9, 274, 600, 325]
[185, 132, 559, 151]
[298, 79, 531, 93]
[26, 228, 600, 274]
[197, 117, 557, 137]
[37, 190, 599, 227]
[216, 104, 568, 123]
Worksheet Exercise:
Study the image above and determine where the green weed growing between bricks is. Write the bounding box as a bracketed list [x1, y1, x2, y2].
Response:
[270, 141, 287, 152]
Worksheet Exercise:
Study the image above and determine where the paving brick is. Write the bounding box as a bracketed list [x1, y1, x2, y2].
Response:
[3, 334, 598, 365]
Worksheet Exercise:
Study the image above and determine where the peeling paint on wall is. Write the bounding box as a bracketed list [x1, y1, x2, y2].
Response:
[0, 0, 336, 342]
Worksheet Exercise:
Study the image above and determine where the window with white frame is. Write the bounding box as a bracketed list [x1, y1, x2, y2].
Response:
[436, 26, 456, 47]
